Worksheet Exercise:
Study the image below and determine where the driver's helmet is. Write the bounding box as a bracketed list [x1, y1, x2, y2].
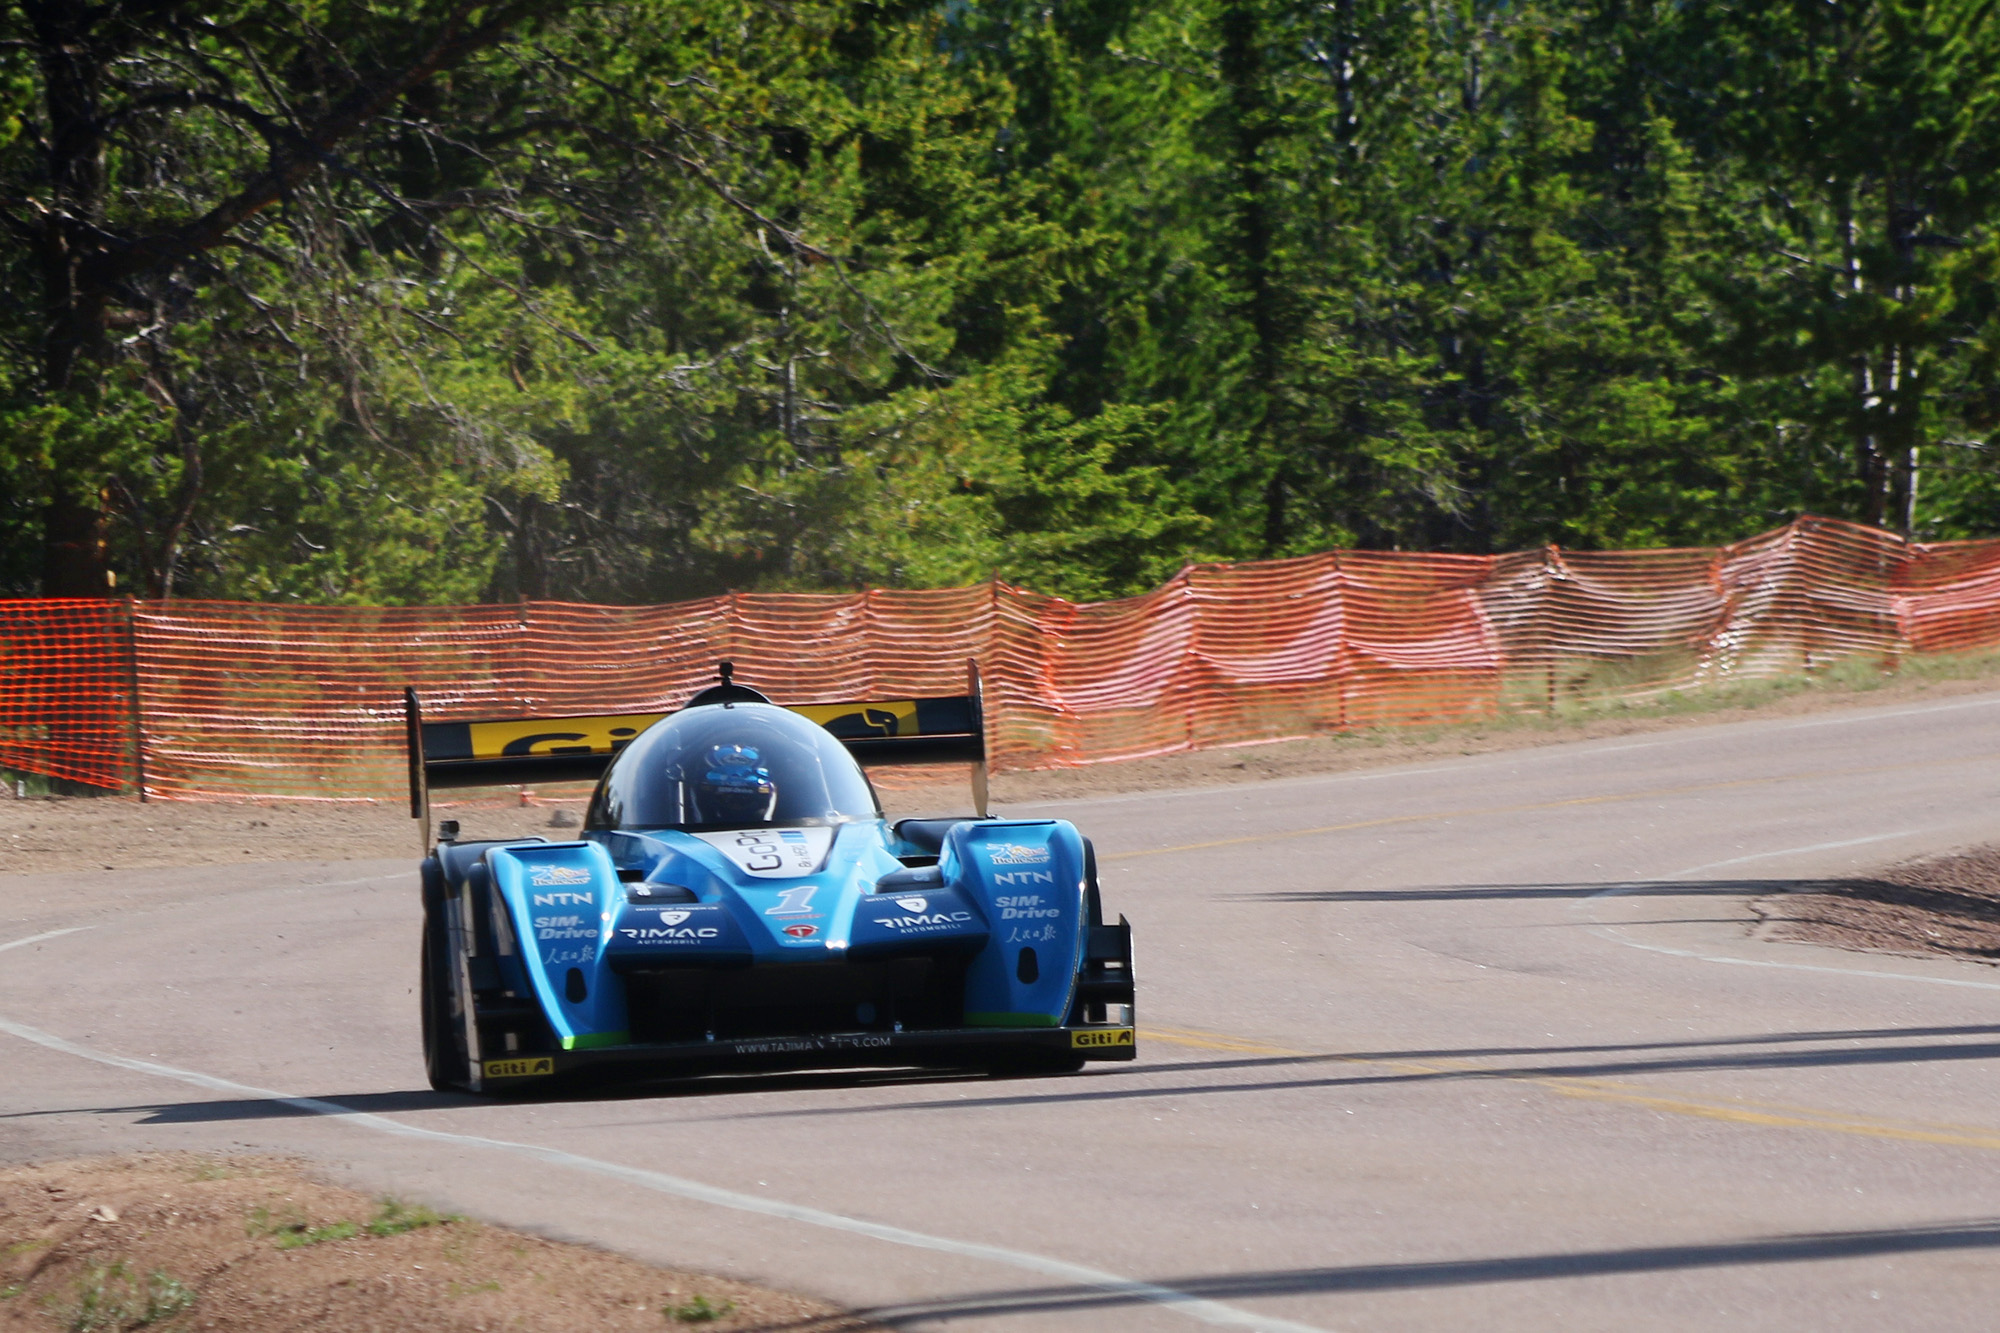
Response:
[695, 743, 775, 824]
[585, 701, 880, 832]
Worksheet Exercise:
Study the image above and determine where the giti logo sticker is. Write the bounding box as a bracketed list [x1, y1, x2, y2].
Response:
[789, 700, 918, 738]
[467, 713, 663, 760]
[483, 1057, 555, 1079]
[1070, 1028, 1135, 1050]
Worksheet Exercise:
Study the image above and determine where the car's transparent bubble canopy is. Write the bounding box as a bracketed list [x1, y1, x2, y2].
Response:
[586, 702, 880, 832]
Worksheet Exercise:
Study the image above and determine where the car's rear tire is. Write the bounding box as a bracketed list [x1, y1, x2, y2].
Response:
[421, 901, 470, 1092]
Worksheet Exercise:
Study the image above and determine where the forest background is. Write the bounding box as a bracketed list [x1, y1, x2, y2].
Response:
[5, 0, 2000, 606]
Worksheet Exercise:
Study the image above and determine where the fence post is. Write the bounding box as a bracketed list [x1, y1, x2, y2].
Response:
[121, 595, 147, 801]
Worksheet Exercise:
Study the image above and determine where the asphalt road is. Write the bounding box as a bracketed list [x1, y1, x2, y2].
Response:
[9, 692, 2000, 1331]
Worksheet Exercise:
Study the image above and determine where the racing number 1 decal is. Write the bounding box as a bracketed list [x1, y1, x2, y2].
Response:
[765, 885, 817, 916]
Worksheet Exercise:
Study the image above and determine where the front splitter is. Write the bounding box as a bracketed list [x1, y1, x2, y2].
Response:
[475, 1023, 1136, 1088]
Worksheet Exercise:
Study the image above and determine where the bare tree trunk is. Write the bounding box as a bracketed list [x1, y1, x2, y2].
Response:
[1885, 178, 1921, 540]
[1218, 0, 1287, 555]
[28, 0, 115, 595]
[1841, 189, 1889, 527]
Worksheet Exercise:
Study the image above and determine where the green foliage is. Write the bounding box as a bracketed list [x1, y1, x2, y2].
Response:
[247, 1204, 357, 1248]
[365, 1198, 461, 1237]
[244, 1197, 457, 1249]
[664, 1293, 737, 1323]
[274, 1221, 359, 1250]
[5, 0, 2000, 604]
[59, 1262, 194, 1332]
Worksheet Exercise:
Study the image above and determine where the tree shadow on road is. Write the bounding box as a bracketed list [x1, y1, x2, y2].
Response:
[845, 1218, 2000, 1324]
[1230, 877, 1833, 904]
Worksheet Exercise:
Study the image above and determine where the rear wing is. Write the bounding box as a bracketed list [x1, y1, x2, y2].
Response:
[405, 661, 988, 846]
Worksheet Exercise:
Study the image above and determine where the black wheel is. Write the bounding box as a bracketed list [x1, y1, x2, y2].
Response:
[420, 882, 471, 1092]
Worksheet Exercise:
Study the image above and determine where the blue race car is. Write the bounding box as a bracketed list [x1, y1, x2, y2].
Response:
[404, 663, 1136, 1092]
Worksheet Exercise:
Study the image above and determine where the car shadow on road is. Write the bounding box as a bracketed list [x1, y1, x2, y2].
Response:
[20, 1019, 2000, 1125]
[704, 1023, 2000, 1121]
[22, 1014, 2000, 1127]
[1, 1064, 1010, 1125]
[842, 1218, 2000, 1323]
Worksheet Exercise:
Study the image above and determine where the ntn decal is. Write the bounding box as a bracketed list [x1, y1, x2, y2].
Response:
[993, 870, 1056, 886]
[533, 891, 593, 907]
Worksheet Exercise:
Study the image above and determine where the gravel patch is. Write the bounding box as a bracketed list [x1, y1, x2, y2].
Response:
[0, 1153, 878, 1333]
[1757, 845, 2000, 964]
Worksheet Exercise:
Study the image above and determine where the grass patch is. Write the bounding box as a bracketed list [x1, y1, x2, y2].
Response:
[664, 1293, 736, 1323]
[2, 1283, 22, 1300]
[59, 1261, 194, 1331]
[0, 767, 122, 799]
[244, 1204, 302, 1239]
[365, 1197, 460, 1237]
[245, 1197, 457, 1251]
[274, 1220, 358, 1250]
[448, 1279, 503, 1296]
[1541, 646, 2000, 722]
[247, 1204, 356, 1250]
[1309, 646, 2000, 753]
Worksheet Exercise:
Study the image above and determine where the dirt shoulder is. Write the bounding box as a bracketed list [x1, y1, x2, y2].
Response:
[8, 655, 2000, 876]
[0, 1153, 875, 1333]
[1756, 845, 2000, 965]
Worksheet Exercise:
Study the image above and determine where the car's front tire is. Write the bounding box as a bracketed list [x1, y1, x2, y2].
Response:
[420, 888, 471, 1092]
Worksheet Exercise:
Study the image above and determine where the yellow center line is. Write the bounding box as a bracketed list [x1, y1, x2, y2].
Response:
[1141, 1026, 2000, 1153]
[1102, 751, 2000, 863]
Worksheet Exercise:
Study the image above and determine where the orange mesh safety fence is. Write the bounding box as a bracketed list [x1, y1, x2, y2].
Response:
[0, 598, 135, 790]
[5, 515, 2000, 802]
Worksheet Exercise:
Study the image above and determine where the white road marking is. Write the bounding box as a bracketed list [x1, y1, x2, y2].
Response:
[0, 933, 1325, 1333]
[0, 927, 90, 955]
[1668, 831, 1929, 879]
[1579, 829, 2000, 992]
[292, 871, 407, 889]
[1772, 694, 2000, 730]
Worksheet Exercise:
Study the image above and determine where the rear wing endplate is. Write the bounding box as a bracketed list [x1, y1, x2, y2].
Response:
[405, 662, 988, 846]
